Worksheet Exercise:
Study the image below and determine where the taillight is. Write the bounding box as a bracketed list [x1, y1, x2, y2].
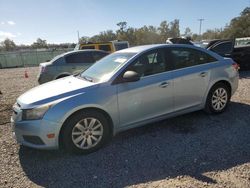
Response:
[40, 66, 46, 73]
[232, 62, 240, 71]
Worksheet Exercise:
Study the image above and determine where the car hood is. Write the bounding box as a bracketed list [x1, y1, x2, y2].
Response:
[17, 76, 97, 109]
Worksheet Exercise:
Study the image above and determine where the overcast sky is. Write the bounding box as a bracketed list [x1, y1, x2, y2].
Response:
[0, 0, 249, 44]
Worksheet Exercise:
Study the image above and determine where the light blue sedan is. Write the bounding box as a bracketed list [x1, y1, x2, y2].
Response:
[11, 44, 239, 154]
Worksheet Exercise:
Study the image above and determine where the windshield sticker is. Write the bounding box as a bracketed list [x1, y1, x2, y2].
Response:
[114, 58, 127, 63]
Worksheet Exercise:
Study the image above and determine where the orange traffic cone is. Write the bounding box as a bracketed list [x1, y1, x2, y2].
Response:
[25, 70, 29, 78]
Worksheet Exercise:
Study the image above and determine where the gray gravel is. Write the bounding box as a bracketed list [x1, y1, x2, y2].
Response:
[0, 67, 250, 188]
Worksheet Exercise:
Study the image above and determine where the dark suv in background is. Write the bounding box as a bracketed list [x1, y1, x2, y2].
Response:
[38, 50, 109, 84]
[167, 37, 250, 70]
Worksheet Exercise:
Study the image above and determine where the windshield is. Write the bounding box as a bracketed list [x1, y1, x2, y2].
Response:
[80, 52, 136, 82]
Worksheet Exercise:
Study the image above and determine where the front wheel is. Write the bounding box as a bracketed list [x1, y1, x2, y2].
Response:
[62, 110, 111, 154]
[205, 83, 231, 114]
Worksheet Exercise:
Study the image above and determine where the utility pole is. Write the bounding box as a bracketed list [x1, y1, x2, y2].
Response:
[198, 18, 204, 39]
[77, 31, 80, 43]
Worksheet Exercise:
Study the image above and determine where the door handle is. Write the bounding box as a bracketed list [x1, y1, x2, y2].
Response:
[159, 82, 169, 88]
[199, 72, 207, 77]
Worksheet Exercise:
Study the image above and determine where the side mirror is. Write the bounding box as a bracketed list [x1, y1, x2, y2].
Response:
[123, 71, 140, 82]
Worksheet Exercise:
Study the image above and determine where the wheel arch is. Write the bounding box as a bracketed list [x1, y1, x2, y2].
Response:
[209, 80, 232, 96]
[58, 107, 114, 149]
[203, 79, 232, 106]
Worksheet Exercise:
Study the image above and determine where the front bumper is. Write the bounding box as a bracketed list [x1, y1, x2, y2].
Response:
[11, 117, 61, 150]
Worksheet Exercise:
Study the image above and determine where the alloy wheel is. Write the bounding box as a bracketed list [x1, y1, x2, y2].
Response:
[211, 88, 228, 111]
[71, 117, 103, 149]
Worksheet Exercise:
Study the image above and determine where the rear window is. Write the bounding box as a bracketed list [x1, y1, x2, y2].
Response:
[81, 45, 95, 50]
[99, 45, 111, 52]
[114, 43, 129, 51]
[65, 52, 94, 64]
[92, 52, 108, 61]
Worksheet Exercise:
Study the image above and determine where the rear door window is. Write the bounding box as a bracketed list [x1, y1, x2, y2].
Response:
[169, 47, 217, 70]
[65, 52, 94, 64]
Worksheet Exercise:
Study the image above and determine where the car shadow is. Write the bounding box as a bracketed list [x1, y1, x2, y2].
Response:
[19, 101, 250, 187]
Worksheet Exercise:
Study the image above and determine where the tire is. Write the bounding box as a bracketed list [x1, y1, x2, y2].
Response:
[61, 110, 111, 154]
[204, 83, 231, 114]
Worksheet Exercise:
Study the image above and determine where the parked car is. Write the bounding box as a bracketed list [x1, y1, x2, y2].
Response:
[167, 37, 250, 70]
[74, 40, 129, 53]
[12, 44, 239, 154]
[38, 50, 109, 84]
[205, 40, 250, 70]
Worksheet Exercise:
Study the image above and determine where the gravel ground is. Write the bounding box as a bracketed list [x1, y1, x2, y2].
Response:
[0, 67, 250, 188]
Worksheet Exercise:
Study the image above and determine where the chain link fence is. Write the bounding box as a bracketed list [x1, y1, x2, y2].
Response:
[0, 49, 73, 68]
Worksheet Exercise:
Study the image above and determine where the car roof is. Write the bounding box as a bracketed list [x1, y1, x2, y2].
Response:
[115, 43, 223, 60]
[116, 44, 204, 53]
[62, 49, 108, 56]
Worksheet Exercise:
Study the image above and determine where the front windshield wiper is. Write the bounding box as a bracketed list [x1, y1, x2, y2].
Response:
[82, 75, 93, 82]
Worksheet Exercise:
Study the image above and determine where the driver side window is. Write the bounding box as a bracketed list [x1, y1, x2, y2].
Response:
[131, 50, 166, 77]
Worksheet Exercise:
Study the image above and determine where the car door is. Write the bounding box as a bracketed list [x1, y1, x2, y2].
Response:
[64, 52, 95, 74]
[207, 40, 234, 57]
[169, 47, 217, 111]
[116, 49, 174, 127]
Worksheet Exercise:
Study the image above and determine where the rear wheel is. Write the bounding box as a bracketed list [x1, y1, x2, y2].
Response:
[205, 83, 231, 114]
[62, 110, 111, 154]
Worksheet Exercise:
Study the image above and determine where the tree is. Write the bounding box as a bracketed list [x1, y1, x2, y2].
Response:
[79, 36, 90, 43]
[184, 27, 192, 37]
[90, 30, 117, 42]
[221, 7, 250, 38]
[169, 19, 180, 38]
[1, 38, 16, 51]
[158, 21, 170, 42]
[117, 22, 127, 33]
[135, 25, 161, 45]
[31, 38, 48, 49]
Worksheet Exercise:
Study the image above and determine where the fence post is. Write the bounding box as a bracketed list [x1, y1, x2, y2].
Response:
[19, 52, 24, 67]
[3, 53, 8, 68]
[36, 50, 38, 66]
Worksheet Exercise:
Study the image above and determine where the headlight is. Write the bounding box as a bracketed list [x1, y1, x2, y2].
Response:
[22, 104, 51, 120]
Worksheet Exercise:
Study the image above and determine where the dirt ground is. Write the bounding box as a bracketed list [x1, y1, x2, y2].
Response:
[0, 67, 250, 188]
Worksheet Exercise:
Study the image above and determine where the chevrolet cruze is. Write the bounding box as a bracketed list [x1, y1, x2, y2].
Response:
[11, 44, 239, 154]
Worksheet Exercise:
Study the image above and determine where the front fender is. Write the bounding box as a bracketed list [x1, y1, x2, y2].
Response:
[43, 85, 119, 133]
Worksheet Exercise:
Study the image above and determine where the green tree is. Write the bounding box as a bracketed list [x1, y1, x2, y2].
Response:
[32, 38, 48, 48]
[158, 21, 170, 42]
[117, 21, 127, 33]
[202, 28, 223, 40]
[79, 36, 90, 43]
[184, 27, 192, 37]
[221, 7, 250, 38]
[169, 19, 180, 38]
[1, 38, 16, 51]
[90, 30, 117, 42]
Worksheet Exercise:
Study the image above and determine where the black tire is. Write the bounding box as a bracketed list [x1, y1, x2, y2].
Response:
[204, 83, 231, 114]
[61, 110, 111, 154]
